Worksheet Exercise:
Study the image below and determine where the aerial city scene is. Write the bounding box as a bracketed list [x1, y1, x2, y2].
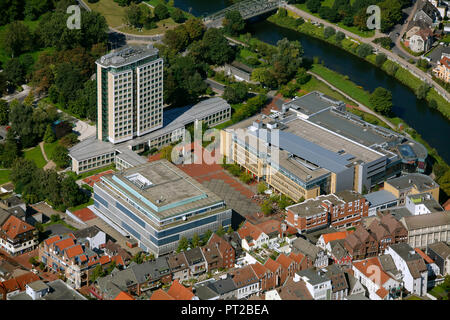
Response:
[0, 0, 449, 306]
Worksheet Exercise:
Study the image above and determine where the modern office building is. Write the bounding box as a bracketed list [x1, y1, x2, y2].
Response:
[96, 45, 164, 144]
[220, 92, 428, 201]
[92, 160, 232, 256]
[383, 173, 440, 205]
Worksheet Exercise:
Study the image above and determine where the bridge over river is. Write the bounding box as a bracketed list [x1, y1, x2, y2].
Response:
[203, 0, 284, 28]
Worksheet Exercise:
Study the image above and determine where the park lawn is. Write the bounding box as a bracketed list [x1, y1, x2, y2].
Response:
[68, 198, 94, 213]
[405, 295, 424, 300]
[24, 145, 47, 169]
[311, 64, 373, 107]
[85, 0, 128, 28]
[428, 285, 448, 300]
[76, 163, 117, 180]
[239, 48, 258, 60]
[118, 17, 179, 35]
[43, 220, 78, 231]
[43, 141, 59, 160]
[0, 170, 11, 185]
[300, 75, 354, 105]
[293, 4, 374, 38]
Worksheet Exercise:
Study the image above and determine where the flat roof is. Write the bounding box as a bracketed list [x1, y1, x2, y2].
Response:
[99, 160, 224, 221]
[364, 190, 398, 207]
[283, 118, 383, 164]
[69, 136, 115, 162]
[407, 192, 443, 212]
[385, 173, 438, 192]
[97, 45, 159, 69]
[283, 91, 343, 117]
[287, 194, 344, 217]
[401, 211, 450, 230]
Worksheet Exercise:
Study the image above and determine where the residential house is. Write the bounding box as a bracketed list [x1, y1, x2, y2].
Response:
[114, 291, 135, 300]
[73, 226, 106, 250]
[230, 264, 260, 299]
[166, 280, 196, 300]
[414, 0, 441, 26]
[167, 251, 190, 282]
[368, 213, 408, 253]
[237, 221, 269, 251]
[317, 230, 354, 252]
[344, 225, 378, 260]
[223, 232, 244, 258]
[291, 237, 328, 268]
[131, 257, 172, 293]
[264, 258, 284, 288]
[296, 268, 332, 300]
[427, 241, 450, 275]
[345, 272, 366, 297]
[286, 191, 369, 233]
[184, 247, 207, 277]
[276, 253, 297, 283]
[0, 272, 40, 299]
[0, 215, 37, 256]
[201, 244, 221, 273]
[91, 268, 139, 300]
[433, 56, 450, 83]
[325, 264, 349, 300]
[289, 251, 312, 272]
[352, 257, 400, 300]
[104, 240, 132, 266]
[385, 243, 428, 296]
[414, 248, 441, 287]
[265, 276, 313, 300]
[406, 27, 434, 53]
[329, 240, 352, 266]
[205, 233, 236, 270]
[9, 279, 87, 300]
[400, 211, 450, 248]
[150, 288, 175, 300]
[194, 276, 237, 300]
[249, 262, 275, 292]
[39, 234, 119, 289]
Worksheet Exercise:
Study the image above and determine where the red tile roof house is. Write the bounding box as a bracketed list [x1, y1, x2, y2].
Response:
[264, 258, 285, 287]
[276, 253, 297, 280]
[230, 264, 260, 299]
[0, 215, 38, 256]
[352, 257, 400, 300]
[316, 230, 354, 252]
[206, 233, 236, 270]
[249, 262, 276, 292]
[150, 279, 197, 300]
[39, 234, 122, 289]
[289, 251, 312, 272]
[237, 221, 269, 251]
[0, 272, 39, 300]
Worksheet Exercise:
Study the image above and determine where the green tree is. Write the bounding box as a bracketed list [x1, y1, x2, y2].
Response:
[51, 145, 70, 168]
[43, 124, 56, 143]
[375, 53, 387, 67]
[335, 31, 345, 42]
[216, 225, 225, 237]
[184, 18, 205, 41]
[4, 58, 25, 88]
[257, 182, 267, 194]
[223, 10, 245, 36]
[124, 3, 143, 28]
[261, 199, 273, 216]
[202, 230, 213, 245]
[0, 100, 9, 125]
[89, 264, 105, 282]
[191, 233, 200, 248]
[154, 4, 169, 20]
[177, 236, 189, 252]
[163, 25, 189, 52]
[357, 43, 372, 58]
[202, 28, 235, 65]
[323, 26, 336, 39]
[370, 87, 393, 116]
[416, 83, 430, 100]
[223, 82, 248, 104]
[227, 226, 233, 235]
[306, 0, 322, 13]
[296, 67, 311, 85]
[171, 7, 185, 23]
[4, 21, 32, 58]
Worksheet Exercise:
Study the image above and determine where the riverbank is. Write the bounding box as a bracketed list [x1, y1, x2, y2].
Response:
[267, 12, 450, 120]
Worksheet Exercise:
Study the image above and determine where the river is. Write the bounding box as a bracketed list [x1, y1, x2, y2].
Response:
[174, 0, 450, 164]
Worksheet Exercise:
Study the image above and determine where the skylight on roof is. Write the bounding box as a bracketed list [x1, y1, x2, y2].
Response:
[126, 173, 153, 190]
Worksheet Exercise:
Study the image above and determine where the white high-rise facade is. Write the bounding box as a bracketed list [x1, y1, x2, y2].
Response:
[96, 45, 163, 144]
